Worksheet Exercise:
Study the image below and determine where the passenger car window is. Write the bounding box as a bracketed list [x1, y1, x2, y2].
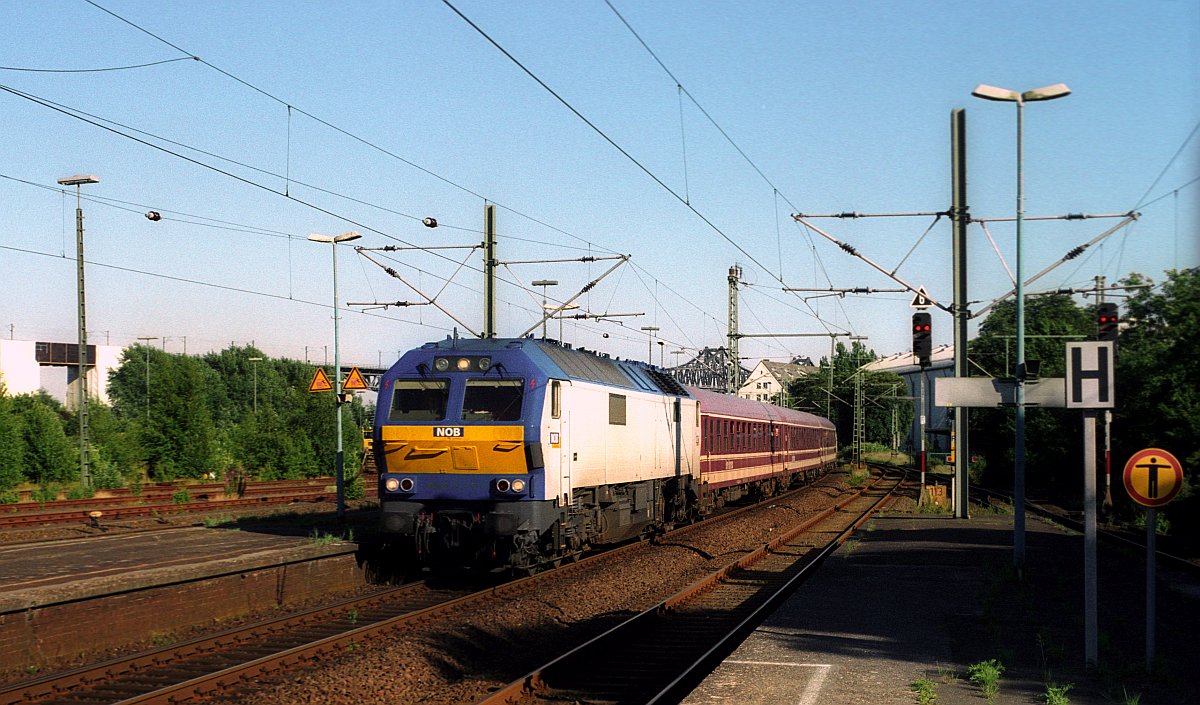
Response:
[462, 379, 524, 422]
[389, 380, 449, 421]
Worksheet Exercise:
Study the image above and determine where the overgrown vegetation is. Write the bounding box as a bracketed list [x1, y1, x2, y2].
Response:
[910, 678, 938, 705]
[967, 659, 1005, 701]
[0, 347, 370, 494]
[966, 268, 1199, 543]
[787, 340, 912, 448]
[1043, 682, 1072, 705]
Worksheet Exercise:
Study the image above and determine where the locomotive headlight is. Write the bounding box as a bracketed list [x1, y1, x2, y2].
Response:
[478, 357, 492, 372]
[398, 477, 414, 492]
[385, 477, 400, 492]
[456, 357, 471, 371]
[495, 478, 511, 493]
[511, 479, 526, 493]
[433, 357, 450, 372]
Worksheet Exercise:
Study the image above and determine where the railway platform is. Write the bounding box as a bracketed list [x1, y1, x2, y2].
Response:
[682, 512, 1199, 705]
[0, 524, 367, 676]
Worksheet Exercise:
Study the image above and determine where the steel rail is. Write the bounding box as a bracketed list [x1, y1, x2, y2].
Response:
[970, 486, 1200, 575]
[478, 468, 904, 705]
[3, 469, 841, 704]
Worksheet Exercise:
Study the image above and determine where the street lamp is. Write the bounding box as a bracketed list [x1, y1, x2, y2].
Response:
[249, 357, 263, 414]
[59, 174, 99, 488]
[136, 336, 158, 419]
[972, 82, 1070, 572]
[308, 230, 362, 522]
[544, 302, 580, 342]
[532, 279, 558, 339]
[640, 326, 660, 364]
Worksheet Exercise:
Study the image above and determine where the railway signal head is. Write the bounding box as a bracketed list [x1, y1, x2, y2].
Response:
[1097, 302, 1119, 342]
[912, 312, 932, 367]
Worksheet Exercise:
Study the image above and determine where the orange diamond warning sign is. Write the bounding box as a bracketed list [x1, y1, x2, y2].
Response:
[307, 367, 334, 393]
[342, 366, 369, 391]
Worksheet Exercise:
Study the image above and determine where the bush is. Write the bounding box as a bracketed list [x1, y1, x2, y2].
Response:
[89, 450, 126, 490]
[171, 488, 191, 504]
[31, 485, 59, 504]
[344, 473, 365, 501]
[66, 484, 94, 500]
[0, 490, 19, 504]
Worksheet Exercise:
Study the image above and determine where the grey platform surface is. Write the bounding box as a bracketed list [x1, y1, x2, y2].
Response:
[683, 513, 1200, 705]
[0, 527, 354, 611]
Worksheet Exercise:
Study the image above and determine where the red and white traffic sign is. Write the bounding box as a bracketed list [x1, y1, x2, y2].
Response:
[1122, 448, 1184, 508]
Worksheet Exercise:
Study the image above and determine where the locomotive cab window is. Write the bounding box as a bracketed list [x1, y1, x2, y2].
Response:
[462, 379, 524, 422]
[389, 379, 449, 421]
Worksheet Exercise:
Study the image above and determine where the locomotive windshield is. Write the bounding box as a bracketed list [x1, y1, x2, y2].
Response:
[389, 379, 449, 421]
[462, 379, 523, 422]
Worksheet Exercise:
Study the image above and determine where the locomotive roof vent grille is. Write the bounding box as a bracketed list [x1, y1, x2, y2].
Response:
[540, 342, 636, 389]
[646, 369, 688, 396]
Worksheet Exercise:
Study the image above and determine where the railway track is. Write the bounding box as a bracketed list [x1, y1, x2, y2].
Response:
[970, 486, 1200, 574]
[0, 478, 378, 530]
[478, 468, 904, 705]
[1, 469, 850, 704]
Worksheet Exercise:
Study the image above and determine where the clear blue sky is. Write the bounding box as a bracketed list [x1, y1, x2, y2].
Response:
[2, 1, 1196, 369]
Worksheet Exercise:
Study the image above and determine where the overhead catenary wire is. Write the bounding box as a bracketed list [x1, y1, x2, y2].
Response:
[0, 56, 194, 73]
[602, 0, 852, 335]
[441, 0, 816, 325]
[79, 0, 623, 262]
[53, 0, 726, 351]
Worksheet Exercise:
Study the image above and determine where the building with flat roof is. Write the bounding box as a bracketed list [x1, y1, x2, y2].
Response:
[0, 339, 123, 406]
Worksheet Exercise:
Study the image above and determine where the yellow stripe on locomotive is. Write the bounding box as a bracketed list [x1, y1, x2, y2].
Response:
[378, 424, 526, 474]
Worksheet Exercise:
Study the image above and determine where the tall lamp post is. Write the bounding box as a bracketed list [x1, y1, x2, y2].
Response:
[136, 336, 158, 419]
[972, 82, 1070, 572]
[532, 279, 558, 339]
[249, 357, 263, 414]
[308, 230, 362, 522]
[59, 174, 99, 488]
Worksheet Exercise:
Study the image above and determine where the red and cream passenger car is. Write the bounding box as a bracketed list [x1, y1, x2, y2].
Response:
[690, 386, 837, 507]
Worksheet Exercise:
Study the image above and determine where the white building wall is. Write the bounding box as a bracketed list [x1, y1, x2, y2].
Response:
[0, 339, 123, 404]
[0, 340, 40, 395]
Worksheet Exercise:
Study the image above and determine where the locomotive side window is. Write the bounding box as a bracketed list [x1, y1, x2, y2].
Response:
[462, 379, 524, 422]
[551, 380, 561, 419]
[389, 379, 449, 421]
[608, 394, 627, 425]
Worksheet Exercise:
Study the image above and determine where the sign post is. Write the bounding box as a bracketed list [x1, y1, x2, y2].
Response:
[1065, 341, 1114, 668]
[1123, 447, 1184, 672]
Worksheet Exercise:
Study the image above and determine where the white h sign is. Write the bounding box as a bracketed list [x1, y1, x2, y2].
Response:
[1065, 342, 1114, 409]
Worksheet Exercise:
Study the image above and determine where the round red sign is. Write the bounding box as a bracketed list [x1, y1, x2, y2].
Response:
[1122, 448, 1184, 508]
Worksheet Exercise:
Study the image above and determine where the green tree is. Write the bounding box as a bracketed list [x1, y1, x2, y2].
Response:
[787, 341, 911, 450]
[0, 383, 25, 490]
[12, 393, 76, 486]
[1114, 269, 1200, 536]
[967, 294, 1093, 497]
[107, 345, 219, 480]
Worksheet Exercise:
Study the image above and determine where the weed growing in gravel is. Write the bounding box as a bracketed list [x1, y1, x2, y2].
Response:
[967, 659, 1004, 701]
[309, 530, 341, 545]
[848, 467, 870, 487]
[0, 490, 18, 504]
[1119, 687, 1141, 705]
[31, 485, 58, 505]
[150, 631, 177, 647]
[1043, 683, 1072, 705]
[910, 678, 937, 704]
[171, 488, 191, 504]
[203, 514, 235, 528]
[347, 608, 359, 624]
[309, 528, 356, 545]
[842, 538, 862, 554]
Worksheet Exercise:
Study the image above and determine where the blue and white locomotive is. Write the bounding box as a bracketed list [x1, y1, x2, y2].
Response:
[373, 336, 835, 571]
